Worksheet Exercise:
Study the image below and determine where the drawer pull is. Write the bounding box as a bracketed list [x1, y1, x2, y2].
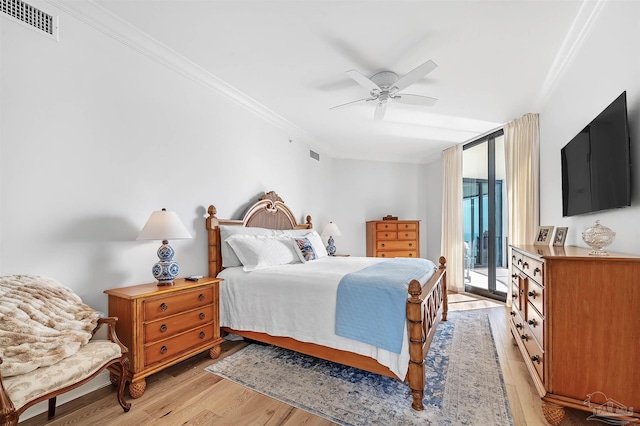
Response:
[515, 323, 523, 329]
[512, 255, 516, 261]
[160, 324, 167, 333]
[199, 331, 206, 339]
[533, 267, 541, 276]
[523, 262, 529, 269]
[160, 303, 168, 311]
[408, 253, 413, 257]
[528, 291, 537, 299]
[405, 233, 409, 237]
[520, 334, 529, 341]
[528, 319, 538, 327]
[408, 243, 413, 247]
[198, 293, 205, 301]
[385, 233, 389, 237]
[160, 345, 167, 355]
[509, 311, 516, 316]
[517, 259, 522, 265]
[199, 312, 205, 320]
[511, 273, 517, 278]
[381, 243, 385, 247]
[381, 254, 386, 257]
[531, 354, 541, 364]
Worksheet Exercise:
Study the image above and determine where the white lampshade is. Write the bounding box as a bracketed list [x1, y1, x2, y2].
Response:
[321, 222, 342, 238]
[137, 209, 192, 241]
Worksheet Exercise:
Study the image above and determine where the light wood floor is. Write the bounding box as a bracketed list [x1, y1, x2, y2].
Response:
[21, 294, 599, 425]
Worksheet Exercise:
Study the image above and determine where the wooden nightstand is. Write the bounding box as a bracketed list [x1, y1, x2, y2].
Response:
[104, 277, 224, 398]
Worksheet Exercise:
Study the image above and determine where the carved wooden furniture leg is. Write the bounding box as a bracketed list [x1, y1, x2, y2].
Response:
[129, 379, 146, 399]
[209, 345, 221, 359]
[542, 401, 565, 426]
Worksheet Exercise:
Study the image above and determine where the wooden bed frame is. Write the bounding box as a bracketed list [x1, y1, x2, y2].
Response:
[206, 191, 447, 410]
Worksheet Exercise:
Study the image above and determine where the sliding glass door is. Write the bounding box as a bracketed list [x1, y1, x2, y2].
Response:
[462, 131, 507, 301]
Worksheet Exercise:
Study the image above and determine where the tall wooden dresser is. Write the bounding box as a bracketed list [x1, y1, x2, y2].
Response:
[510, 244, 640, 425]
[104, 277, 224, 398]
[366, 220, 420, 258]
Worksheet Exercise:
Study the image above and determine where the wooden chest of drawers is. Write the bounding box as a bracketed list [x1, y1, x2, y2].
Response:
[104, 278, 224, 398]
[510, 245, 640, 425]
[366, 220, 420, 258]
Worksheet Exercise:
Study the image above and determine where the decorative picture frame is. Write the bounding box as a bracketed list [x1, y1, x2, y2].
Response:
[552, 227, 568, 246]
[534, 226, 554, 245]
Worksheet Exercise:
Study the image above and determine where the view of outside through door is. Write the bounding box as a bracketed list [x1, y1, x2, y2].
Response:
[462, 133, 508, 301]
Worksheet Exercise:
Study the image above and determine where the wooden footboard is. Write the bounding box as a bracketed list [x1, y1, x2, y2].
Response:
[407, 256, 447, 410]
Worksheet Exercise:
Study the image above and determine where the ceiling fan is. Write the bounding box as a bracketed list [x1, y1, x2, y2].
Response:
[330, 60, 438, 121]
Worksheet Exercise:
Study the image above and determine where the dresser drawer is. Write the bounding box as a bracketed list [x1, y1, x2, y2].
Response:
[397, 223, 417, 231]
[397, 231, 417, 240]
[377, 240, 417, 251]
[522, 327, 544, 383]
[522, 255, 544, 287]
[144, 287, 214, 321]
[376, 222, 398, 231]
[378, 251, 418, 258]
[144, 305, 214, 343]
[527, 280, 544, 316]
[145, 324, 215, 367]
[376, 231, 397, 240]
[526, 302, 544, 348]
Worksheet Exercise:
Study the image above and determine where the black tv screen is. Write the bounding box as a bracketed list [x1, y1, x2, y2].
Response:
[561, 91, 631, 217]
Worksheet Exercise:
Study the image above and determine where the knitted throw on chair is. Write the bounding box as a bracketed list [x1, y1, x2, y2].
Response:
[0, 275, 100, 377]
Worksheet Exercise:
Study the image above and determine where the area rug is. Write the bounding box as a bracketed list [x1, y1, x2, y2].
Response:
[205, 310, 513, 425]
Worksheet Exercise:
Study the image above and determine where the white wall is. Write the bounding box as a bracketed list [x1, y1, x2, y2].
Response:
[330, 158, 430, 258]
[0, 3, 333, 312]
[539, 0, 640, 254]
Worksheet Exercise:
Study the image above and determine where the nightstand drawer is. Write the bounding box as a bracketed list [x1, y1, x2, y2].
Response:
[144, 287, 213, 321]
[377, 240, 417, 251]
[144, 305, 214, 343]
[379, 250, 418, 258]
[145, 324, 214, 367]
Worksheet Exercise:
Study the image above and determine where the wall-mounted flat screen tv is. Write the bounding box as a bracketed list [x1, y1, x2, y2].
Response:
[561, 91, 631, 217]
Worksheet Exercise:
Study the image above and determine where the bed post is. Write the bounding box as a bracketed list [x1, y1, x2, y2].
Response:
[407, 279, 425, 411]
[440, 256, 448, 321]
[206, 205, 221, 278]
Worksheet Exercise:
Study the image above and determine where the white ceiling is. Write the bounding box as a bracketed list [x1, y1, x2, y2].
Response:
[90, 0, 595, 164]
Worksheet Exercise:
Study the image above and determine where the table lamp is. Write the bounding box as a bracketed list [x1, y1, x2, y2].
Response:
[321, 222, 342, 256]
[137, 208, 192, 285]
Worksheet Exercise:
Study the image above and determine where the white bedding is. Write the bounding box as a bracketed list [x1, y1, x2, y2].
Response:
[217, 256, 435, 379]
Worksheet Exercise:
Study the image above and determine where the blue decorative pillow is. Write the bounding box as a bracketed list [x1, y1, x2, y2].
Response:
[294, 237, 317, 262]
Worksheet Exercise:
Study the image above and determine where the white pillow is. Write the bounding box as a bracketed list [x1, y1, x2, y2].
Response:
[219, 225, 278, 267]
[277, 229, 314, 237]
[226, 235, 303, 271]
[304, 231, 328, 258]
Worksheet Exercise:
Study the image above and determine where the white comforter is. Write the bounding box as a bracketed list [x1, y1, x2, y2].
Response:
[217, 256, 434, 379]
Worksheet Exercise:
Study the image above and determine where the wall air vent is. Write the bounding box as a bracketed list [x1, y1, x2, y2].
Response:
[309, 150, 320, 161]
[1, 0, 58, 39]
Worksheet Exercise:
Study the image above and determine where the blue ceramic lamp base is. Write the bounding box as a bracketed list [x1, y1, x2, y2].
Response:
[152, 240, 179, 285]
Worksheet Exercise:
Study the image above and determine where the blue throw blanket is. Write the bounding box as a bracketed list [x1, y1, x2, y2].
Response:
[335, 258, 437, 354]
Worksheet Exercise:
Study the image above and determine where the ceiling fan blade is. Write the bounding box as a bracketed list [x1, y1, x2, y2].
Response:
[393, 60, 437, 92]
[393, 94, 438, 107]
[346, 69, 381, 92]
[374, 102, 387, 122]
[329, 97, 373, 110]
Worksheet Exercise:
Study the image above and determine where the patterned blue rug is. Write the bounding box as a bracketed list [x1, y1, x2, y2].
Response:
[206, 310, 513, 425]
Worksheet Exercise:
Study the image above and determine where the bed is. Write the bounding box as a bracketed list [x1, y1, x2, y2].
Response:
[206, 191, 447, 410]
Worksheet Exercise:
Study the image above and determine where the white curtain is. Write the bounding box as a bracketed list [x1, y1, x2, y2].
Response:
[504, 113, 540, 306]
[441, 144, 464, 293]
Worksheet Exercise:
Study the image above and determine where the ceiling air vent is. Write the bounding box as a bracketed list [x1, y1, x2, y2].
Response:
[309, 150, 320, 161]
[1, 0, 57, 39]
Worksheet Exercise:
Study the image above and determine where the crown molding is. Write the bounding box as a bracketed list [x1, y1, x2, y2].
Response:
[45, 0, 318, 149]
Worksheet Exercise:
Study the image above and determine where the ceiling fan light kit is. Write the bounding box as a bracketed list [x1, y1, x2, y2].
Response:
[331, 59, 439, 121]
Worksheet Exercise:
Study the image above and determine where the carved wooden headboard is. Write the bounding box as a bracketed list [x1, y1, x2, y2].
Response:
[206, 191, 313, 277]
